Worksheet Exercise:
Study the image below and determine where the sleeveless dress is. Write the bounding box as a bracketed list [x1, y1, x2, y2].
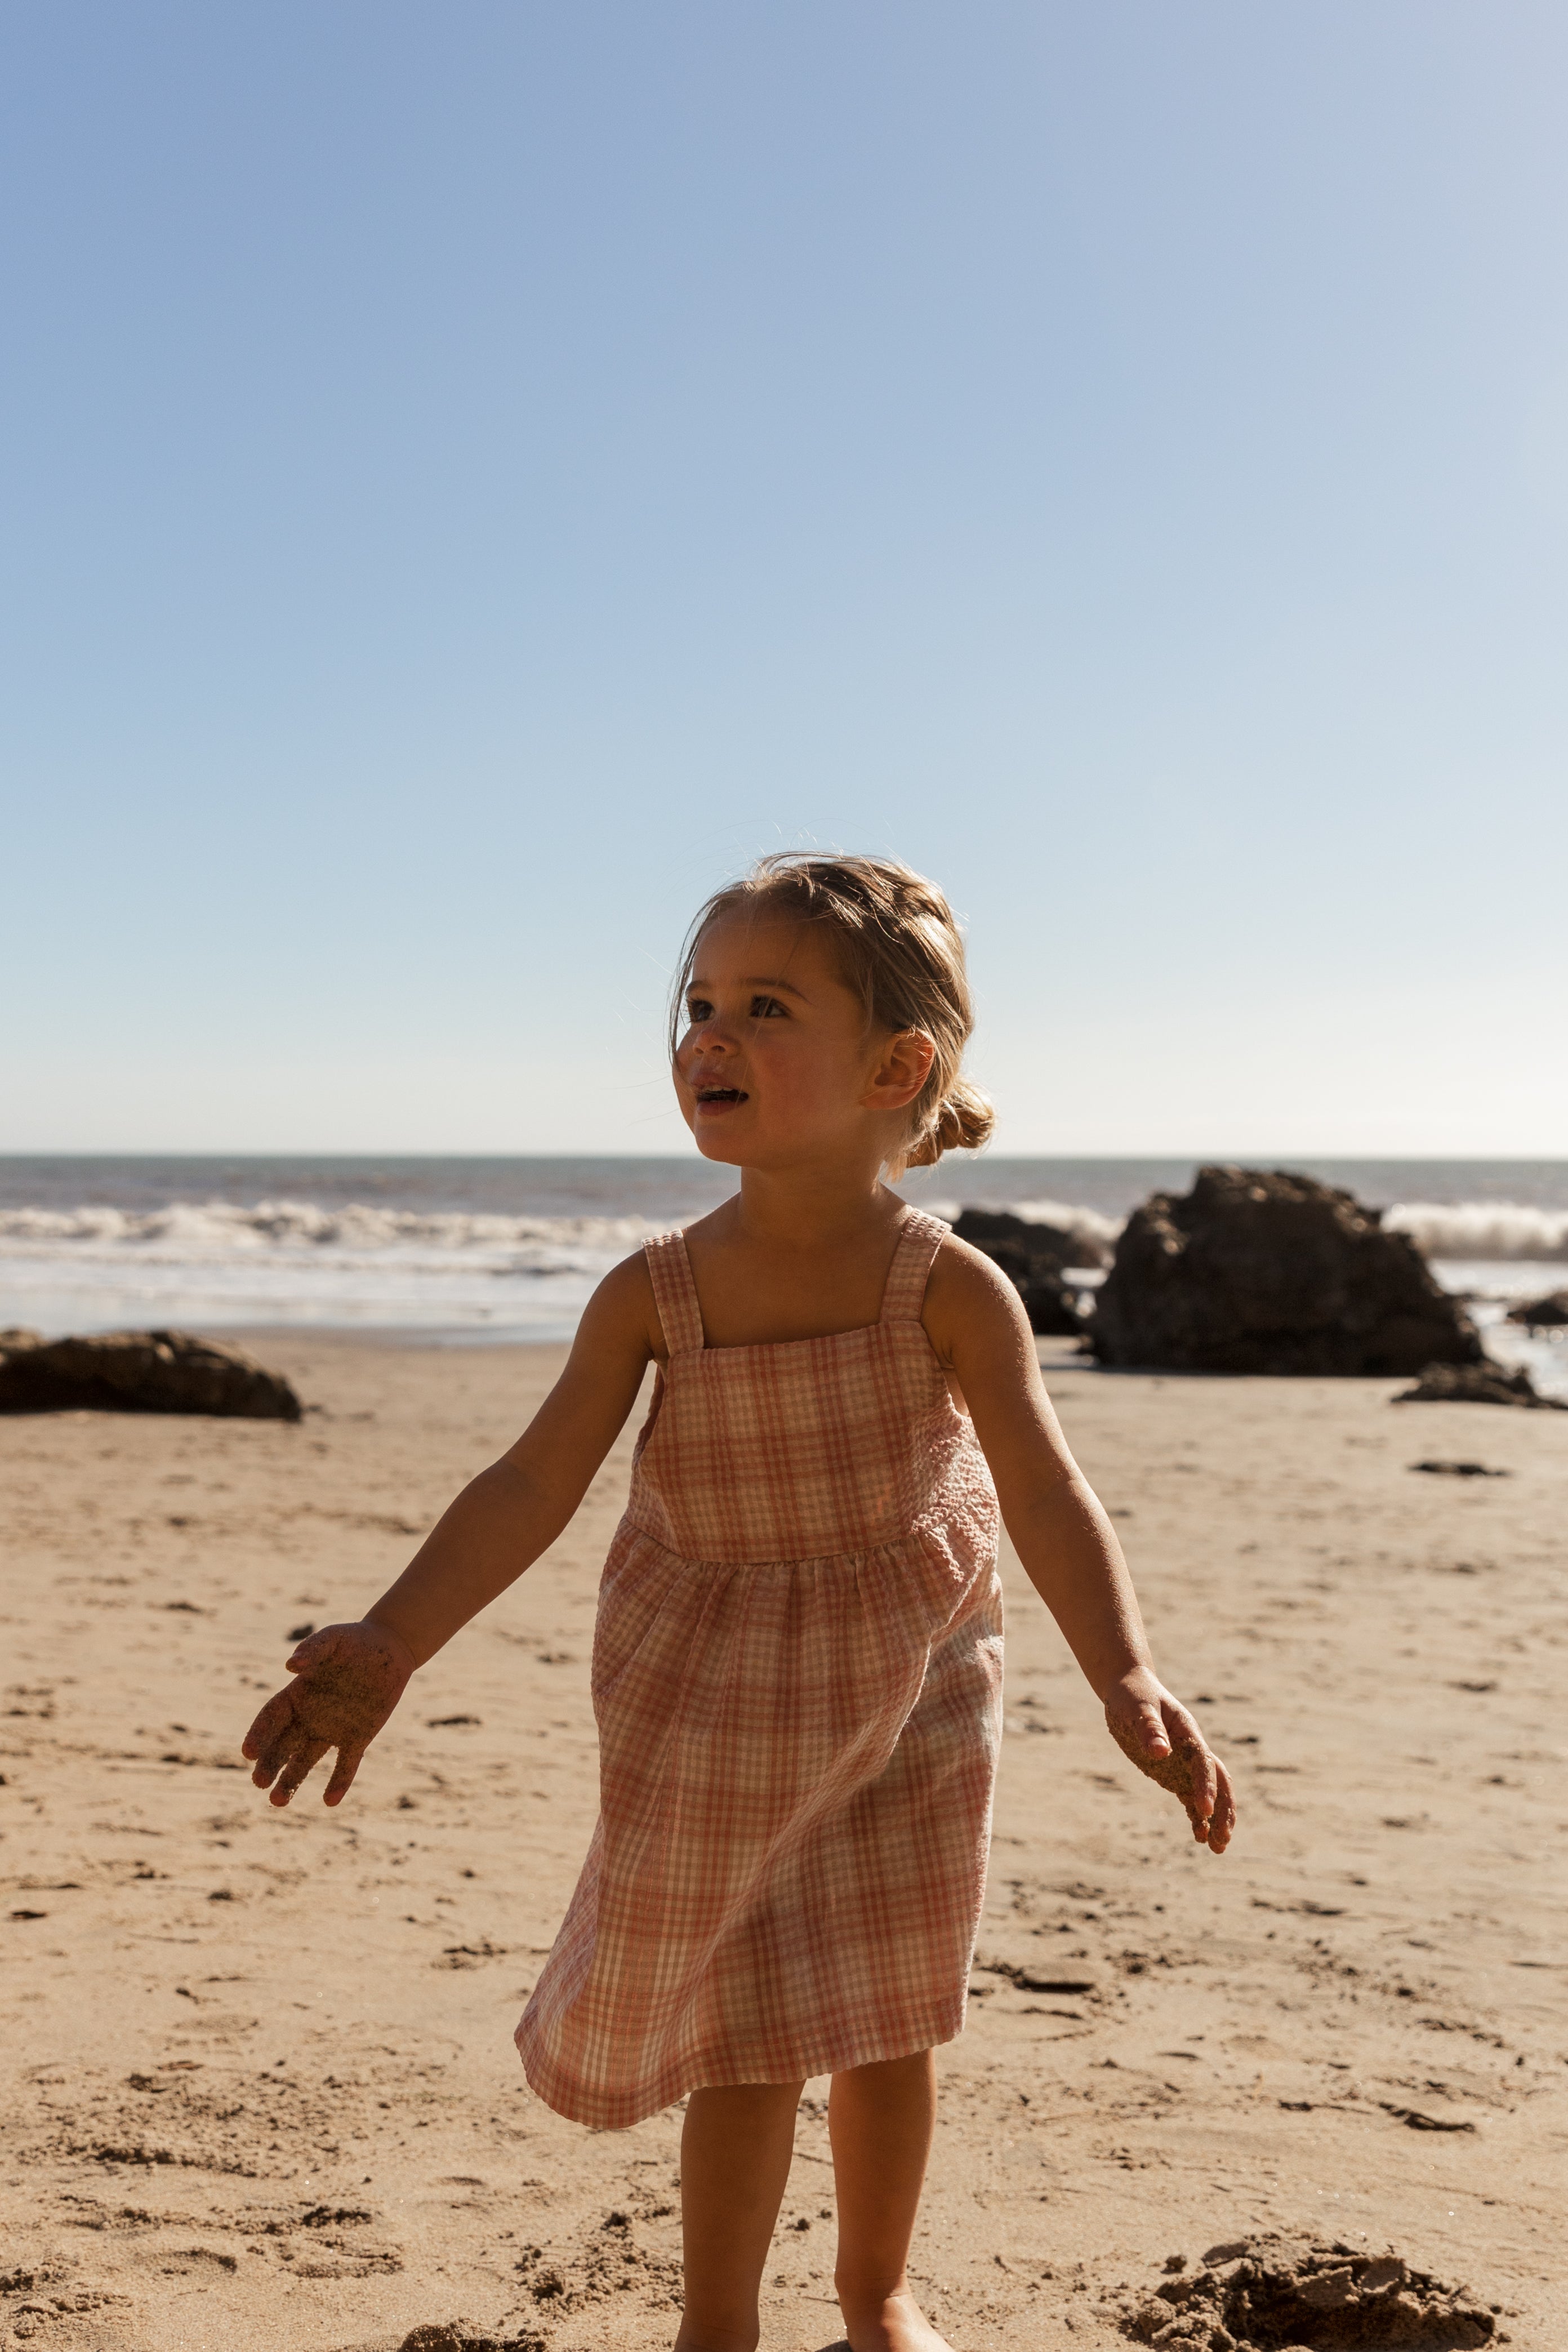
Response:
[516, 1209, 1004, 2130]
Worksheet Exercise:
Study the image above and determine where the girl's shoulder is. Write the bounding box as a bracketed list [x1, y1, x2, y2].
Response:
[671, 1199, 737, 1248]
[580, 1246, 666, 1368]
[920, 1227, 1035, 1366]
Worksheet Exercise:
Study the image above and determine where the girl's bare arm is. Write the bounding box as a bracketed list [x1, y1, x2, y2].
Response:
[242, 1254, 657, 1807]
[926, 1240, 1236, 1854]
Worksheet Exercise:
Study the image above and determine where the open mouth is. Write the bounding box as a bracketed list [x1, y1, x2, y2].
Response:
[696, 1086, 747, 1104]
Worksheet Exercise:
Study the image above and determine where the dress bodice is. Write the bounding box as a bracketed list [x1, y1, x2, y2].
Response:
[625, 1210, 998, 1566]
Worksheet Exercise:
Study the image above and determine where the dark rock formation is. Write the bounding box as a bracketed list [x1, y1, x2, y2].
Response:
[1393, 1360, 1565, 1409]
[986, 1246, 1084, 1336]
[950, 1209, 1085, 1335]
[1505, 1288, 1568, 1328]
[951, 1205, 1106, 1267]
[0, 1329, 302, 1421]
[1092, 1166, 1482, 1375]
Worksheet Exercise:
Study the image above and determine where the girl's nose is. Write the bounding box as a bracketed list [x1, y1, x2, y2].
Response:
[678, 1030, 734, 1086]
[683, 1017, 738, 1057]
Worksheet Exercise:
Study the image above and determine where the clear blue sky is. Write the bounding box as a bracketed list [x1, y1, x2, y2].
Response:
[3, 3, 1565, 1156]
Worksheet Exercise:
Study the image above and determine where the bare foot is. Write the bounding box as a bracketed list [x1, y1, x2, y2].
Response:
[840, 2289, 954, 2351]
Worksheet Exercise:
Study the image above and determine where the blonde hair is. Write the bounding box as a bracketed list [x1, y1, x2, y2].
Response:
[671, 853, 995, 1177]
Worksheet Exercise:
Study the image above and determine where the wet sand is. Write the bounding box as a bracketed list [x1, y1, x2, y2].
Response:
[1, 1334, 1563, 2350]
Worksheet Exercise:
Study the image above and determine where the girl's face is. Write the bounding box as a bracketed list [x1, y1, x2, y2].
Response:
[674, 912, 932, 1171]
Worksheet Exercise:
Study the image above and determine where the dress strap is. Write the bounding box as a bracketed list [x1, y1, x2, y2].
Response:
[879, 1210, 947, 1324]
[644, 1231, 706, 1356]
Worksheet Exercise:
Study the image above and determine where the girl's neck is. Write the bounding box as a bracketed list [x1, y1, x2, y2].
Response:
[727, 1164, 905, 1253]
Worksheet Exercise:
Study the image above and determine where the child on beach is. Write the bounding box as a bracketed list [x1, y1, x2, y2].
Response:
[243, 853, 1235, 2352]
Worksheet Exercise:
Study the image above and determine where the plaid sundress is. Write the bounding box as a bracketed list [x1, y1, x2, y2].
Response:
[516, 1209, 1004, 2128]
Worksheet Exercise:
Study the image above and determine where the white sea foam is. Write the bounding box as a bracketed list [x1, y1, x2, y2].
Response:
[0, 1191, 1131, 1335]
[0, 1198, 662, 1270]
[0, 1197, 667, 1338]
[2, 1189, 1565, 1343]
[6, 1195, 1562, 1266]
[917, 1196, 1124, 1257]
[1384, 1202, 1568, 1262]
[6, 1195, 1561, 1272]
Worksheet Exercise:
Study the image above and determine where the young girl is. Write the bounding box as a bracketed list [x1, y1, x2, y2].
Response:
[243, 854, 1235, 2352]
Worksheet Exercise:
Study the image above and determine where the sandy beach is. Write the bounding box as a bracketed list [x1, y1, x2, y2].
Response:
[2, 1333, 1563, 2351]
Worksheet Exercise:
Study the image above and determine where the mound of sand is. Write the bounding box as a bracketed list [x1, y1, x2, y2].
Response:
[1124, 2234, 1502, 2348]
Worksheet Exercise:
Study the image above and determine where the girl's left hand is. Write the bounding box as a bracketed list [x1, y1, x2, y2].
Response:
[1103, 1672, 1236, 1854]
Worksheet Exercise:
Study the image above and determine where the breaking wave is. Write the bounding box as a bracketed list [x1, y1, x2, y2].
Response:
[0, 1199, 662, 1273]
[2, 1188, 1563, 1340]
[917, 1196, 1124, 1260]
[1384, 1202, 1568, 1262]
[4, 1193, 1563, 1269]
[0, 1199, 670, 1336]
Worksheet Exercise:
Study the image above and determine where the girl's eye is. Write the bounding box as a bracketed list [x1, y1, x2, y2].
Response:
[685, 998, 714, 1023]
[750, 996, 787, 1019]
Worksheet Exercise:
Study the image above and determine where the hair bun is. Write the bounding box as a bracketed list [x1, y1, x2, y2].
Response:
[904, 1077, 995, 1169]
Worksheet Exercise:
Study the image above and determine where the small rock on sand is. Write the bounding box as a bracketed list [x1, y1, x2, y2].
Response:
[1505, 1288, 1568, 1328]
[0, 1328, 302, 1421]
[1393, 1360, 1566, 1409]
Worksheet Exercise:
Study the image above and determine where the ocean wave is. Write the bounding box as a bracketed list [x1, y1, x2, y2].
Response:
[1385, 1202, 1568, 1262]
[944, 1196, 1568, 1264]
[919, 1197, 1125, 1257]
[0, 1198, 663, 1272]
[0, 1193, 1131, 1264]
[2, 1193, 1565, 1272]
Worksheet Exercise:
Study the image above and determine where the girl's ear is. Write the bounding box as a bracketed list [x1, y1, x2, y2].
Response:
[864, 1028, 936, 1111]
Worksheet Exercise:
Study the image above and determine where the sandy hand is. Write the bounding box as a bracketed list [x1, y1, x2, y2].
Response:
[242, 1620, 415, 1807]
[1104, 1680, 1236, 1854]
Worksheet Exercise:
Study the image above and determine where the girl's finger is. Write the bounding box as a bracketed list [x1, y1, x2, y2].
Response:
[1187, 1745, 1219, 1841]
[1207, 1759, 1237, 1852]
[1134, 1703, 1172, 1758]
[252, 1727, 302, 1792]
[1160, 1697, 1202, 1747]
[251, 1717, 305, 1788]
[242, 1689, 297, 1763]
[284, 1624, 340, 1674]
[270, 1737, 329, 1807]
[323, 1741, 366, 1807]
[250, 1740, 287, 1790]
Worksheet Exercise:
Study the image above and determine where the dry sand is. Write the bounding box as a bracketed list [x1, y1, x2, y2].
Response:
[1, 1334, 1563, 2350]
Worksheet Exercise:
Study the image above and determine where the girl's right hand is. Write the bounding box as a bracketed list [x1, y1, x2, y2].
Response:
[242, 1620, 415, 1807]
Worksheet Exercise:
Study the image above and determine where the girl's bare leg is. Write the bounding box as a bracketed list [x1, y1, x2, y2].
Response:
[674, 2079, 805, 2352]
[830, 2051, 951, 2352]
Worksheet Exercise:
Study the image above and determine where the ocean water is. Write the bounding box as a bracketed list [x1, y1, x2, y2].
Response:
[1, 1154, 1565, 1395]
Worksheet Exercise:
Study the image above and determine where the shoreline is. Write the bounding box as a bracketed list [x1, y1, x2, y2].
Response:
[215, 1321, 582, 1352]
[5, 1156, 1566, 1377]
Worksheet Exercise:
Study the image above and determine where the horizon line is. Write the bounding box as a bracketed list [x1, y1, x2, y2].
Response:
[2, 1148, 1565, 1166]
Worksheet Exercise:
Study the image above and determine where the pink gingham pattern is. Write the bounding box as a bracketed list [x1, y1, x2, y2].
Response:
[516, 1210, 1004, 2128]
